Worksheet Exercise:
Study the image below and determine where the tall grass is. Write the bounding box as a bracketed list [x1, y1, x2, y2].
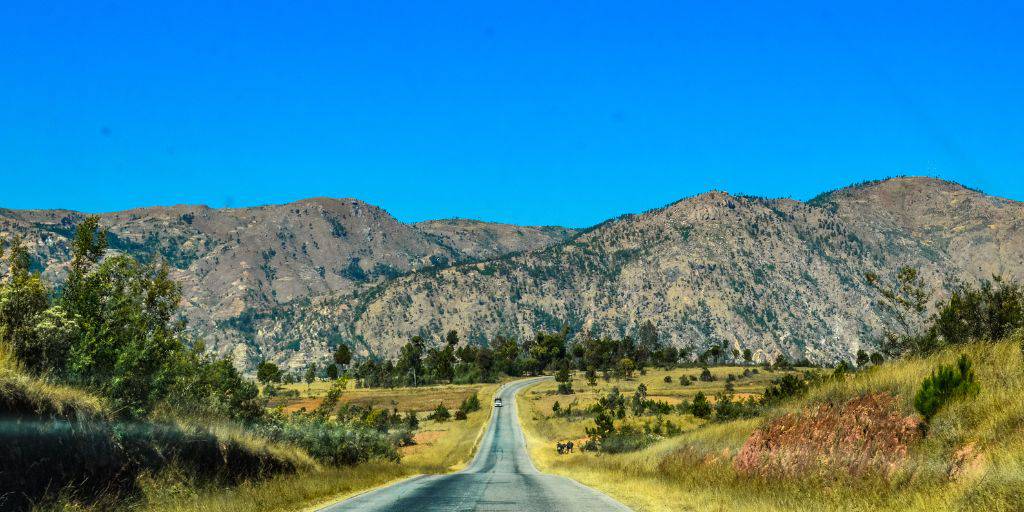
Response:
[519, 336, 1024, 511]
[137, 382, 503, 512]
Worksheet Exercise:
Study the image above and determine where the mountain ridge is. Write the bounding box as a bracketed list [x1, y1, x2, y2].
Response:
[3, 176, 1021, 371]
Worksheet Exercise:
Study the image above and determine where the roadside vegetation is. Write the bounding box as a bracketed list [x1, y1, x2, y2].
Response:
[519, 271, 1024, 511]
[0, 219, 498, 511]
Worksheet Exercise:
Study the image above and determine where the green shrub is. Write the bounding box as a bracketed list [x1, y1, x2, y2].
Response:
[428, 403, 450, 422]
[458, 393, 481, 414]
[699, 367, 715, 382]
[914, 354, 980, 422]
[691, 391, 712, 419]
[762, 374, 808, 404]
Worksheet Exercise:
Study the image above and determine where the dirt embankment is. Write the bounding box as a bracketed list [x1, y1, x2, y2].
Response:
[734, 393, 922, 478]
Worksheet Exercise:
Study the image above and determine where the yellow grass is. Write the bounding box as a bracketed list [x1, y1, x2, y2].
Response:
[519, 337, 1024, 512]
[271, 380, 492, 414]
[0, 343, 108, 420]
[141, 382, 503, 512]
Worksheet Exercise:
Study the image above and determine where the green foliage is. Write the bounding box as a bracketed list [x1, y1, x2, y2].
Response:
[762, 373, 809, 404]
[428, 402, 450, 422]
[2, 220, 263, 420]
[333, 344, 352, 366]
[458, 393, 481, 416]
[690, 391, 712, 419]
[699, 367, 715, 381]
[555, 359, 573, 394]
[253, 412, 398, 466]
[257, 360, 282, 385]
[914, 354, 980, 422]
[713, 393, 760, 421]
[618, 357, 636, 378]
[931, 277, 1024, 346]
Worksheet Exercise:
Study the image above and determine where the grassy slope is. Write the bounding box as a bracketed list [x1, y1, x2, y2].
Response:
[3, 345, 504, 512]
[519, 339, 1024, 512]
[141, 382, 503, 512]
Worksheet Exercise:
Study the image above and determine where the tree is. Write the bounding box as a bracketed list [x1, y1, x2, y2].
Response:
[637, 320, 661, 368]
[856, 349, 870, 368]
[743, 348, 753, 364]
[326, 364, 339, 380]
[870, 352, 885, 365]
[396, 336, 425, 386]
[305, 364, 317, 386]
[691, 391, 712, 419]
[493, 335, 520, 376]
[1, 237, 68, 376]
[333, 344, 352, 367]
[445, 330, 459, 346]
[630, 383, 648, 416]
[914, 355, 980, 422]
[424, 343, 455, 383]
[618, 357, 636, 379]
[699, 367, 715, 382]
[555, 360, 573, 394]
[865, 267, 932, 355]
[932, 277, 1024, 347]
[257, 360, 282, 385]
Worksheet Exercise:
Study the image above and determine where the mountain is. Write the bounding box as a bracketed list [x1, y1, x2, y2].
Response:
[243, 177, 1024, 369]
[0, 199, 576, 367]
[4, 177, 1021, 370]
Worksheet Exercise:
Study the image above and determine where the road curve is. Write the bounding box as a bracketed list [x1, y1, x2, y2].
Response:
[322, 377, 631, 512]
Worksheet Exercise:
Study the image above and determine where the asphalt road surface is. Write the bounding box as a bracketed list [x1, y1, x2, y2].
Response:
[323, 377, 631, 512]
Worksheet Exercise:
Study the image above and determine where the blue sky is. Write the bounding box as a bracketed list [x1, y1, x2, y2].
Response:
[1, 1, 1021, 228]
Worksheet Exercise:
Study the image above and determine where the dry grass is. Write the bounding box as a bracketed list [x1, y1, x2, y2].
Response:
[140, 382, 502, 512]
[271, 381, 492, 414]
[0, 344, 108, 421]
[519, 338, 1024, 512]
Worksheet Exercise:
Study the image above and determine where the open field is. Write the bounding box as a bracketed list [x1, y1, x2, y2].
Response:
[141, 381, 503, 512]
[523, 366, 806, 445]
[271, 380, 492, 415]
[519, 339, 1024, 512]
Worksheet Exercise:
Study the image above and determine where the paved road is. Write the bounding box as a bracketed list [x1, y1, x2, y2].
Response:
[323, 377, 631, 512]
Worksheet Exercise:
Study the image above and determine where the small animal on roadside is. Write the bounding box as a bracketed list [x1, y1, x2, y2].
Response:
[566, 441, 574, 453]
[556, 442, 565, 454]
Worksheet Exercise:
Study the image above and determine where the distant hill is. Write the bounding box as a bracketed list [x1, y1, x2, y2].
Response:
[4, 177, 1021, 370]
[0, 199, 575, 368]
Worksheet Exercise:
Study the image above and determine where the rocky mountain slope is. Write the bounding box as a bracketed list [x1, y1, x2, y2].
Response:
[4, 177, 1020, 370]
[0, 199, 575, 366]
[247, 178, 1023, 369]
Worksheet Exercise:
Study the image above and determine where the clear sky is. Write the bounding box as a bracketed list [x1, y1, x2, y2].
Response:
[1, 1, 1021, 228]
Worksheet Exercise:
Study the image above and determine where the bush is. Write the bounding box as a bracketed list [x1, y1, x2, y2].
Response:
[458, 393, 481, 415]
[428, 403, 450, 422]
[691, 391, 712, 419]
[454, 410, 467, 420]
[762, 374, 808, 404]
[914, 355, 980, 422]
[699, 367, 715, 382]
[663, 375, 672, 383]
[252, 413, 398, 466]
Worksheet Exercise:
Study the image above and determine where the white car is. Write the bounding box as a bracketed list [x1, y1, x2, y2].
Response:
[494, 398, 503, 407]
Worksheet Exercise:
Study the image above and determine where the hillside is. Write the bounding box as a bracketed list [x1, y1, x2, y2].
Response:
[4, 177, 1022, 370]
[518, 334, 1024, 511]
[0, 199, 575, 366]
[251, 177, 1024, 367]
